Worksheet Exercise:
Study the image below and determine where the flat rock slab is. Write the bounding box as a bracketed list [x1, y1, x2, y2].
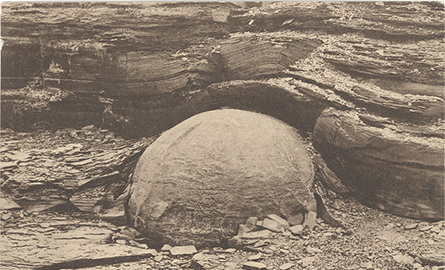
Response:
[1, 222, 156, 269]
[239, 230, 273, 239]
[243, 261, 267, 270]
[128, 109, 316, 247]
[170, 245, 198, 256]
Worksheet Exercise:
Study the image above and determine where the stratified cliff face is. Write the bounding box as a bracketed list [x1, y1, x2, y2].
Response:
[1, 2, 444, 220]
[2, 2, 443, 136]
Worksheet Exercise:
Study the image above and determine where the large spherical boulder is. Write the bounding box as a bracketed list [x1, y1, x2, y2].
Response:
[128, 109, 316, 247]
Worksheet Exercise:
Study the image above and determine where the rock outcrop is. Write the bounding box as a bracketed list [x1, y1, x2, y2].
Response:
[314, 108, 444, 221]
[1, 2, 443, 221]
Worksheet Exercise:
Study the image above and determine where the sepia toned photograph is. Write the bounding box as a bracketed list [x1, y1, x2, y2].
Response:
[0, 1, 444, 269]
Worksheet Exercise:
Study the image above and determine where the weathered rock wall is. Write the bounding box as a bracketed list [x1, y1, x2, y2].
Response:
[1, 2, 323, 135]
[3, 2, 443, 136]
[1, 2, 444, 221]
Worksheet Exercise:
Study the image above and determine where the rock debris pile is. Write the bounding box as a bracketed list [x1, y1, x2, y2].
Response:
[2, 205, 444, 269]
[1, 127, 444, 269]
[1, 126, 156, 222]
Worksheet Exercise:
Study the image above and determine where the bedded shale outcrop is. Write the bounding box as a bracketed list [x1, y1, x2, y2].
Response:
[1, 2, 444, 221]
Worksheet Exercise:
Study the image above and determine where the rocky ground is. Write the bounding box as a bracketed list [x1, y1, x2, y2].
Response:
[1, 128, 444, 270]
[1, 2, 444, 269]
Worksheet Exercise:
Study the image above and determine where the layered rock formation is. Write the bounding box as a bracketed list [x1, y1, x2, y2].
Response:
[1, 2, 443, 221]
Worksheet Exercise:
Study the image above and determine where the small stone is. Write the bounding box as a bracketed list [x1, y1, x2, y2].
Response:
[243, 261, 267, 270]
[413, 263, 423, 269]
[260, 218, 283, 232]
[129, 240, 148, 249]
[405, 223, 418, 230]
[39, 223, 51, 228]
[419, 226, 432, 232]
[190, 260, 209, 270]
[279, 262, 294, 270]
[161, 244, 173, 251]
[246, 217, 259, 227]
[192, 252, 206, 261]
[225, 248, 236, 253]
[282, 230, 292, 237]
[300, 257, 315, 267]
[430, 226, 441, 233]
[253, 240, 268, 248]
[170, 245, 197, 256]
[82, 125, 95, 130]
[1, 212, 12, 221]
[116, 239, 127, 245]
[289, 225, 304, 235]
[212, 9, 230, 23]
[281, 18, 294, 26]
[393, 254, 414, 265]
[248, 253, 262, 261]
[154, 254, 163, 262]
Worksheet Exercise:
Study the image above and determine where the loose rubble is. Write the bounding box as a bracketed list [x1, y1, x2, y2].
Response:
[1, 126, 156, 220]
